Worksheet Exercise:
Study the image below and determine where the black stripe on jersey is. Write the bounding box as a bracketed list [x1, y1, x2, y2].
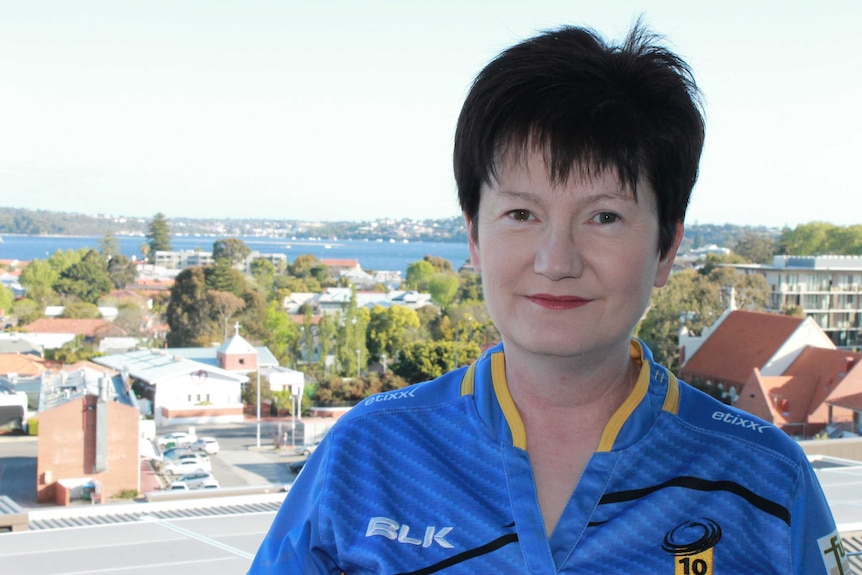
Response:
[588, 476, 790, 526]
[395, 533, 519, 575]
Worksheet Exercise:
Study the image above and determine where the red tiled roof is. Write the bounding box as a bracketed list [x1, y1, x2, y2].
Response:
[828, 392, 862, 411]
[681, 311, 804, 388]
[22, 318, 112, 337]
[321, 259, 359, 268]
[735, 349, 862, 434]
[0, 353, 46, 377]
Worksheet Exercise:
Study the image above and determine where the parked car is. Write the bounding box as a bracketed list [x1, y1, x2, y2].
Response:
[296, 441, 321, 456]
[169, 471, 220, 490]
[190, 436, 220, 454]
[161, 447, 194, 460]
[157, 432, 197, 448]
[289, 459, 308, 473]
[162, 454, 211, 477]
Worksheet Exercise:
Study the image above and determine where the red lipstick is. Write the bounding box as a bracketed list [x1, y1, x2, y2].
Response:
[526, 294, 590, 310]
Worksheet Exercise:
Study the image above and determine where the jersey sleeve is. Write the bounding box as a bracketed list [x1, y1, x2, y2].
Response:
[791, 460, 850, 574]
[247, 439, 341, 574]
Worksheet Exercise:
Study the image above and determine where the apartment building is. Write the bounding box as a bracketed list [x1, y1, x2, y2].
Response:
[728, 255, 862, 349]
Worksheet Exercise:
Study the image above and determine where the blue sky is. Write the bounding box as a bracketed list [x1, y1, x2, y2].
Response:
[0, 0, 859, 228]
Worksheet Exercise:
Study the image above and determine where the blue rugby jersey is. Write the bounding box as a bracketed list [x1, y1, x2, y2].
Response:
[249, 340, 848, 574]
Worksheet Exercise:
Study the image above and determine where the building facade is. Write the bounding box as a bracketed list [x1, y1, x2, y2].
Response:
[729, 255, 862, 349]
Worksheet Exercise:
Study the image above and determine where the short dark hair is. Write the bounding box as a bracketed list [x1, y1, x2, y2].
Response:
[453, 22, 705, 255]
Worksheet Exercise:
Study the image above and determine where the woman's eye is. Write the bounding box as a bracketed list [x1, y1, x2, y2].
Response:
[593, 212, 620, 224]
[508, 210, 532, 221]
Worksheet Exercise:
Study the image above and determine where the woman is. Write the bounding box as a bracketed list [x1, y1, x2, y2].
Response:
[250, 22, 844, 574]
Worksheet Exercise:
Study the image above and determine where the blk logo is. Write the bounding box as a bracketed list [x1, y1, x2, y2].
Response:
[366, 516, 454, 549]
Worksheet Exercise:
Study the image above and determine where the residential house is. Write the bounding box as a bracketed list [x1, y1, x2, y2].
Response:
[726, 255, 862, 348]
[0, 336, 43, 357]
[734, 348, 862, 437]
[679, 309, 833, 400]
[35, 367, 140, 505]
[20, 318, 127, 350]
[679, 306, 862, 438]
[0, 352, 46, 379]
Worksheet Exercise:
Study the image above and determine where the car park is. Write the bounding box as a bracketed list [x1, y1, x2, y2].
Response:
[190, 436, 220, 454]
[169, 471, 219, 490]
[162, 454, 211, 477]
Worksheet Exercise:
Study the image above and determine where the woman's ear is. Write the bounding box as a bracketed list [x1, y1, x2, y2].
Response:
[654, 223, 684, 288]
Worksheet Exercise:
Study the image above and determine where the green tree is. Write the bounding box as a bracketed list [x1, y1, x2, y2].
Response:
[18, 259, 59, 305]
[405, 260, 435, 291]
[205, 260, 247, 295]
[106, 254, 138, 289]
[11, 298, 42, 325]
[146, 212, 172, 261]
[423, 255, 453, 273]
[636, 269, 724, 373]
[732, 233, 776, 264]
[212, 238, 252, 267]
[250, 258, 276, 296]
[61, 301, 101, 319]
[167, 267, 218, 347]
[99, 231, 121, 258]
[45, 335, 99, 363]
[47, 248, 86, 275]
[0, 284, 13, 315]
[262, 301, 301, 366]
[429, 273, 459, 308]
[393, 340, 480, 383]
[456, 270, 483, 303]
[54, 250, 113, 304]
[366, 305, 421, 361]
[241, 371, 273, 407]
[778, 222, 833, 255]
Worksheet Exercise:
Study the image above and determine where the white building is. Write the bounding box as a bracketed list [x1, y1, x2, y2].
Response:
[727, 255, 862, 349]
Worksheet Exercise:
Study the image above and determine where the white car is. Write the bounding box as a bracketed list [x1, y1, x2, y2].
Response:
[162, 454, 211, 477]
[190, 437, 220, 454]
[169, 471, 220, 490]
[157, 432, 197, 448]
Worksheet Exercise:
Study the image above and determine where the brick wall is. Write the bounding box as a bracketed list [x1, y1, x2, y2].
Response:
[36, 396, 140, 504]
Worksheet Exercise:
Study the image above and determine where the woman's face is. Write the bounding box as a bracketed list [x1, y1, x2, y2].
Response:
[468, 149, 681, 361]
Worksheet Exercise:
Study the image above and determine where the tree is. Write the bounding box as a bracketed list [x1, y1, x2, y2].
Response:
[54, 250, 113, 304]
[262, 301, 301, 366]
[205, 260, 247, 295]
[212, 238, 252, 267]
[250, 258, 276, 296]
[167, 267, 218, 347]
[207, 290, 246, 341]
[429, 273, 459, 308]
[99, 231, 121, 258]
[18, 259, 59, 305]
[113, 302, 145, 335]
[61, 301, 101, 319]
[423, 255, 453, 273]
[146, 212, 172, 261]
[366, 305, 421, 361]
[405, 260, 435, 291]
[106, 254, 137, 289]
[636, 269, 724, 373]
[11, 298, 42, 325]
[732, 233, 775, 264]
[0, 284, 13, 315]
[393, 340, 479, 383]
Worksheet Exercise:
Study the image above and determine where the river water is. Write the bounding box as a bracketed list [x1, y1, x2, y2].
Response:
[0, 234, 471, 275]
